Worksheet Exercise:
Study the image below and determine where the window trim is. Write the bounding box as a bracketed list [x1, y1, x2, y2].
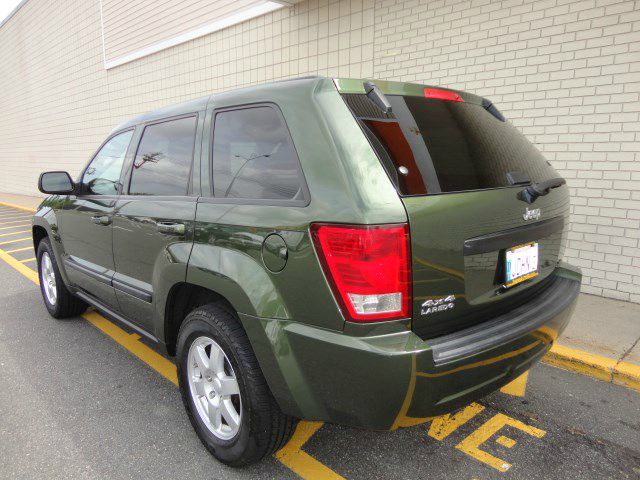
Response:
[124, 112, 200, 197]
[207, 102, 310, 207]
[78, 127, 136, 197]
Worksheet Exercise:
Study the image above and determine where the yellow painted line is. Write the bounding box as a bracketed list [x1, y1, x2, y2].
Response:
[0, 248, 40, 283]
[4, 246, 32, 253]
[0, 220, 33, 227]
[499, 371, 529, 397]
[0, 216, 32, 223]
[0, 201, 38, 213]
[0, 236, 341, 479]
[0, 223, 30, 231]
[19, 257, 36, 263]
[456, 413, 546, 472]
[428, 402, 485, 441]
[81, 310, 179, 386]
[0, 237, 31, 246]
[0, 229, 30, 237]
[275, 421, 344, 480]
[496, 435, 517, 448]
[0, 213, 31, 218]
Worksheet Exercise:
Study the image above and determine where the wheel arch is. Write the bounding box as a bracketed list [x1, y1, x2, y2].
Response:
[32, 224, 48, 251]
[163, 282, 237, 357]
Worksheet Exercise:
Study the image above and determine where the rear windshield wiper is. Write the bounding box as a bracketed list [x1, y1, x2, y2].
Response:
[517, 177, 566, 204]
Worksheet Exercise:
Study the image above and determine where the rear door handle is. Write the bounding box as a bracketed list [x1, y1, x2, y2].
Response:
[156, 222, 186, 235]
[91, 215, 111, 226]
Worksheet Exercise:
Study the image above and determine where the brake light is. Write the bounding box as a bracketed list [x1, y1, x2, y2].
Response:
[310, 223, 411, 322]
[423, 88, 464, 102]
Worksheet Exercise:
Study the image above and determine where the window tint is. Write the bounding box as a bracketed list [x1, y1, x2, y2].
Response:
[129, 116, 197, 196]
[82, 130, 133, 195]
[212, 107, 305, 201]
[343, 94, 557, 195]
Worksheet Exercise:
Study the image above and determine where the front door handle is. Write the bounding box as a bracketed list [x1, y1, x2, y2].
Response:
[91, 215, 111, 226]
[156, 222, 186, 235]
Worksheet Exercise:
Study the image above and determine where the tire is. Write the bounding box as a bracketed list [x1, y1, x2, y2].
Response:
[37, 237, 87, 318]
[176, 303, 296, 467]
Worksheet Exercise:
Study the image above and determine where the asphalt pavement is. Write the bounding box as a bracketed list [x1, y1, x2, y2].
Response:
[0, 207, 639, 480]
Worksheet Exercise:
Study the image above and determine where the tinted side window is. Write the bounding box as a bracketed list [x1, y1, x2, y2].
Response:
[129, 116, 197, 196]
[82, 130, 133, 195]
[212, 107, 304, 201]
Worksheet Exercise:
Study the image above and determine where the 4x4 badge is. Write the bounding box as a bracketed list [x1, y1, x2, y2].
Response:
[421, 295, 455, 316]
[523, 207, 541, 221]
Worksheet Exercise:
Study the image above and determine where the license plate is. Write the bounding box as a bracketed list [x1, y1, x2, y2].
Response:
[505, 242, 539, 287]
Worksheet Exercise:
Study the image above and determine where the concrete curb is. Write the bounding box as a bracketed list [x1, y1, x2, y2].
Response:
[543, 344, 640, 392]
[1, 199, 639, 393]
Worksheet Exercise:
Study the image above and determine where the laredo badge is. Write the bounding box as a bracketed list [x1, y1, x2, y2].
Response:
[421, 295, 456, 316]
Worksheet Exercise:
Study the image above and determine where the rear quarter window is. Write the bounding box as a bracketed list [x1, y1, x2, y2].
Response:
[211, 106, 306, 202]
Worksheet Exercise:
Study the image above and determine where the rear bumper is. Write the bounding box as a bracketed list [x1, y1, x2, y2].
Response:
[240, 265, 581, 430]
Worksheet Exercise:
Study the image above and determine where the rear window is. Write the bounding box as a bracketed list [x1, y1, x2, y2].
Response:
[342, 94, 557, 196]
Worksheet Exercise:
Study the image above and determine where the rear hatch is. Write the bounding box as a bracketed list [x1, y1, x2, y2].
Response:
[336, 79, 569, 339]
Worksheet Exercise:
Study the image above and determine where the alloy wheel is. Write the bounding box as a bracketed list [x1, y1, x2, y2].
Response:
[187, 336, 242, 440]
[40, 252, 57, 305]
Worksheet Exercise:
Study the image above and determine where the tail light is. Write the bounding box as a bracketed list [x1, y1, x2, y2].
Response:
[310, 223, 411, 322]
[424, 88, 464, 102]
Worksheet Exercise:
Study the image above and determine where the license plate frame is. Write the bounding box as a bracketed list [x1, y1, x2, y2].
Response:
[504, 242, 539, 288]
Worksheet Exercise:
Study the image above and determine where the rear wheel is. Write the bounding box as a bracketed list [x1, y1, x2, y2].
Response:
[176, 304, 296, 466]
[37, 238, 87, 318]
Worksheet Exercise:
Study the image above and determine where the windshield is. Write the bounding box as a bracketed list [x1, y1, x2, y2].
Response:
[342, 93, 557, 196]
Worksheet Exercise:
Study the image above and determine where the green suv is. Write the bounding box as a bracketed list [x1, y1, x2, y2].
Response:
[34, 77, 581, 466]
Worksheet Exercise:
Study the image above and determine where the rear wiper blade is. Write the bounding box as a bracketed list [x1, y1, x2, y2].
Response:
[517, 177, 566, 204]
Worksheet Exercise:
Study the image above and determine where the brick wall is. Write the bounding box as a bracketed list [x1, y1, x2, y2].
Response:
[373, 0, 640, 302]
[0, 0, 639, 302]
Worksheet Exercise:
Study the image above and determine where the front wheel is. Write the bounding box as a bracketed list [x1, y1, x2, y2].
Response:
[176, 304, 296, 466]
[37, 238, 87, 318]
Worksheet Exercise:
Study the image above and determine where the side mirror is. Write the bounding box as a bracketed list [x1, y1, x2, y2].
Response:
[38, 171, 75, 194]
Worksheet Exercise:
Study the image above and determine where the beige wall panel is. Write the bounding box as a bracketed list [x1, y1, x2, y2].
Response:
[102, 0, 264, 63]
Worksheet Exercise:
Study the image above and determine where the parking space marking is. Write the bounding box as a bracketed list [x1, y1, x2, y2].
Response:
[19, 257, 36, 263]
[0, 215, 31, 221]
[275, 421, 345, 480]
[0, 247, 39, 283]
[0, 223, 30, 231]
[456, 413, 546, 472]
[500, 371, 529, 397]
[0, 230, 30, 237]
[428, 402, 485, 441]
[0, 237, 31, 246]
[4, 246, 32, 254]
[82, 310, 180, 385]
[0, 220, 33, 226]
